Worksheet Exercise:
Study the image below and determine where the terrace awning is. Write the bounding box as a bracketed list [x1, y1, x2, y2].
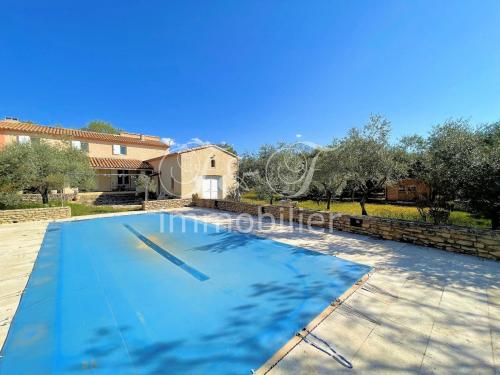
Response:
[88, 157, 153, 170]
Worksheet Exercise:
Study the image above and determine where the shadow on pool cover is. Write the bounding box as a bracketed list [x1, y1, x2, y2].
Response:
[123, 224, 210, 281]
[0, 213, 371, 374]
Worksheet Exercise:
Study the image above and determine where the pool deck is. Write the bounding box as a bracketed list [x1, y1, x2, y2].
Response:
[1, 208, 499, 374]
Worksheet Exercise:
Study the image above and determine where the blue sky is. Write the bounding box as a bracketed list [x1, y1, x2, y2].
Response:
[1, 1, 499, 152]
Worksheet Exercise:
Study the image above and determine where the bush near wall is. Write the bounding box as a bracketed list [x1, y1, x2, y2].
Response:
[193, 199, 500, 261]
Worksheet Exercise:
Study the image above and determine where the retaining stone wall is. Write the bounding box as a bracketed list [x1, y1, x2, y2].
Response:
[20, 193, 76, 203]
[21, 192, 137, 205]
[0, 207, 71, 224]
[75, 192, 141, 205]
[193, 199, 500, 260]
[142, 199, 192, 211]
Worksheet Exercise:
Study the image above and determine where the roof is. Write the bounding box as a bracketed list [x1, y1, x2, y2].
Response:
[89, 157, 153, 170]
[0, 120, 168, 149]
[146, 144, 237, 162]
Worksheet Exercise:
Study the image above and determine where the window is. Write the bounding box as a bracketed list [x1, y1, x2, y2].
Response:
[398, 185, 405, 192]
[117, 170, 129, 185]
[113, 145, 127, 155]
[211, 159, 215, 168]
[31, 137, 40, 145]
[408, 186, 417, 192]
[81, 142, 89, 153]
[71, 140, 81, 150]
[18, 135, 30, 144]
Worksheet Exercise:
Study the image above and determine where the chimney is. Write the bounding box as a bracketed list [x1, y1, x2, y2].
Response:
[140, 134, 145, 141]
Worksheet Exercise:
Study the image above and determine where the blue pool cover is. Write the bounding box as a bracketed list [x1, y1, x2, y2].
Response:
[0, 213, 371, 374]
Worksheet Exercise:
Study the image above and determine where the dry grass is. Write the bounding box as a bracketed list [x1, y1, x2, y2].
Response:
[241, 192, 491, 229]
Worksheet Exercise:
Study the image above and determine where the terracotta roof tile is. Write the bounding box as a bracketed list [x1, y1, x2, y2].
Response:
[0, 120, 168, 149]
[89, 157, 153, 170]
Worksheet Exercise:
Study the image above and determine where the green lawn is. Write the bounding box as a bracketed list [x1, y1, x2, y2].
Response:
[66, 202, 141, 216]
[241, 192, 491, 229]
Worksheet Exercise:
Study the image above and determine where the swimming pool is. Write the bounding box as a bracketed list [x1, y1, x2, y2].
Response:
[0, 213, 371, 374]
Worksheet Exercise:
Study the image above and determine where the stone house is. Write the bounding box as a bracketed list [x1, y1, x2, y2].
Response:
[0, 118, 237, 199]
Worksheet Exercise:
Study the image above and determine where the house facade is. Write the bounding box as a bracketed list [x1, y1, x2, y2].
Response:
[0, 119, 238, 198]
[147, 145, 238, 199]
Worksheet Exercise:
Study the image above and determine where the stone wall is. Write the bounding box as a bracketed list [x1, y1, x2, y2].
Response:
[193, 199, 216, 209]
[75, 192, 141, 205]
[0, 207, 71, 224]
[142, 198, 192, 211]
[20, 193, 76, 203]
[192, 199, 500, 261]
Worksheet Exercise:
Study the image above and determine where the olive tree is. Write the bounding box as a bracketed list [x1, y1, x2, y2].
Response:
[340, 115, 406, 216]
[216, 142, 237, 155]
[465, 122, 500, 229]
[402, 119, 500, 229]
[135, 174, 157, 202]
[237, 143, 315, 205]
[260, 142, 318, 204]
[420, 120, 500, 229]
[0, 142, 95, 203]
[462, 122, 500, 229]
[238, 145, 276, 204]
[80, 120, 122, 134]
[312, 141, 348, 210]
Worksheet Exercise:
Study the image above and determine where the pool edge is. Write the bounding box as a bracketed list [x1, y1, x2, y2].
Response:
[254, 269, 375, 375]
[0, 222, 51, 354]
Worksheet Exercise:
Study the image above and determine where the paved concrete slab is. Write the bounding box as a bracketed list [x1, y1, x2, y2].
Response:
[0, 221, 48, 348]
[169, 208, 499, 375]
[0, 208, 499, 374]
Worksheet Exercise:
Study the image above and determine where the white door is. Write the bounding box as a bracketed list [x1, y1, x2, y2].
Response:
[202, 176, 220, 199]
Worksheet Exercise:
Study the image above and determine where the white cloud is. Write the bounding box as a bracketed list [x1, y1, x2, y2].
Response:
[296, 134, 302, 138]
[190, 137, 210, 145]
[170, 137, 211, 152]
[161, 137, 175, 146]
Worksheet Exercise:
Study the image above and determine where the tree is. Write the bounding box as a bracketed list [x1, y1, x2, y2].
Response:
[252, 144, 279, 204]
[340, 115, 406, 215]
[216, 143, 237, 155]
[466, 122, 500, 229]
[235, 143, 314, 205]
[135, 174, 157, 202]
[0, 142, 95, 203]
[81, 120, 122, 134]
[397, 134, 428, 179]
[422, 120, 500, 229]
[312, 141, 348, 210]
[406, 119, 477, 224]
[237, 152, 260, 193]
[263, 142, 316, 204]
[308, 184, 324, 206]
